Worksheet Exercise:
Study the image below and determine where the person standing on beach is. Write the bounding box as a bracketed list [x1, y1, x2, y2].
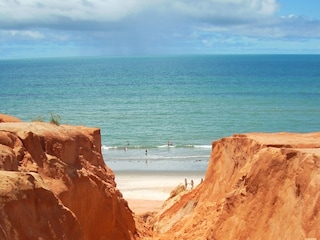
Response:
[145, 149, 148, 164]
[185, 178, 188, 189]
[191, 179, 194, 190]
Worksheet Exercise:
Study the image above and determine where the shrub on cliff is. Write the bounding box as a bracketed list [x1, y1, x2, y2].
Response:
[49, 113, 61, 125]
[31, 113, 61, 125]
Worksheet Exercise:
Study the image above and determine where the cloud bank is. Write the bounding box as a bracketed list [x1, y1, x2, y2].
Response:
[0, 0, 319, 57]
[1, 0, 279, 29]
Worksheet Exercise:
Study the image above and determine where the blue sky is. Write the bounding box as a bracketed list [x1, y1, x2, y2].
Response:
[0, 0, 320, 58]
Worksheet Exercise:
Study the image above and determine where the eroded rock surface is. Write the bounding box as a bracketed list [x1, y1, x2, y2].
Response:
[2, 114, 320, 240]
[0, 171, 84, 240]
[0, 121, 137, 240]
[152, 133, 320, 240]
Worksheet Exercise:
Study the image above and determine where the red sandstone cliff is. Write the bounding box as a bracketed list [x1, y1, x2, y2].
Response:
[151, 133, 320, 240]
[0, 113, 22, 123]
[2, 113, 320, 240]
[0, 121, 137, 240]
[0, 171, 84, 240]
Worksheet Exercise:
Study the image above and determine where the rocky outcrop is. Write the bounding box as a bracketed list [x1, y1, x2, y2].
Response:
[0, 171, 84, 240]
[2, 113, 320, 240]
[152, 133, 320, 240]
[0, 113, 22, 123]
[0, 121, 137, 240]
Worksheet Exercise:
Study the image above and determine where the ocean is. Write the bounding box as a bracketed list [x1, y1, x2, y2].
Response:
[1, 54, 320, 173]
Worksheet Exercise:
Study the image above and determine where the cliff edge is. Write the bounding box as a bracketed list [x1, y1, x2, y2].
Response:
[0, 113, 22, 123]
[0, 121, 137, 240]
[2, 113, 320, 240]
[152, 132, 320, 240]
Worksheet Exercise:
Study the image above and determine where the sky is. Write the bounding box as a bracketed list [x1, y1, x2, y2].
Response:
[0, 0, 320, 58]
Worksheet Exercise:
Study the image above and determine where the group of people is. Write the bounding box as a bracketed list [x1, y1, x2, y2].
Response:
[185, 178, 194, 190]
[184, 178, 204, 190]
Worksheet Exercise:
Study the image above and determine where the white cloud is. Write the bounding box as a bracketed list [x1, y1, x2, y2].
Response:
[0, 30, 45, 40]
[0, 0, 279, 29]
[0, 0, 320, 56]
[0, 0, 163, 27]
[172, 0, 279, 20]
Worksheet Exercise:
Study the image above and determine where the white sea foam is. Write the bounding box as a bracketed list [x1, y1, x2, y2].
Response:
[102, 144, 212, 150]
[102, 143, 211, 172]
[188, 145, 212, 149]
[101, 145, 118, 150]
[157, 144, 175, 148]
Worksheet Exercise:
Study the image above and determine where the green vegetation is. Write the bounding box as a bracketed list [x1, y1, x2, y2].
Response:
[31, 113, 61, 125]
[49, 113, 61, 126]
[31, 116, 45, 122]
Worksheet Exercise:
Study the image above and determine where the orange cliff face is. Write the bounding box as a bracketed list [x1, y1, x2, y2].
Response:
[0, 171, 84, 240]
[2, 113, 320, 240]
[0, 113, 22, 123]
[152, 133, 320, 240]
[0, 121, 137, 240]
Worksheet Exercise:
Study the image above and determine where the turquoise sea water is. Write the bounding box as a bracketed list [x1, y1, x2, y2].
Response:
[1, 55, 320, 172]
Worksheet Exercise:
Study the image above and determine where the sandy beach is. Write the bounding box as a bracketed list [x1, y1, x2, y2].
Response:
[114, 171, 205, 214]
